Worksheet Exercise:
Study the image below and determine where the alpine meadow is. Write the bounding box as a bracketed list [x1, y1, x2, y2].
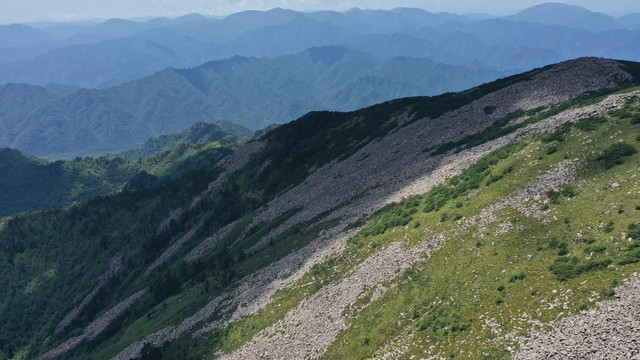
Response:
[2, 2, 640, 360]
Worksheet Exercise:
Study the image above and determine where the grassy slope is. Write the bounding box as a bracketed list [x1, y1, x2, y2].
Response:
[0, 64, 541, 360]
[145, 93, 640, 360]
[1, 63, 638, 360]
[315, 97, 640, 359]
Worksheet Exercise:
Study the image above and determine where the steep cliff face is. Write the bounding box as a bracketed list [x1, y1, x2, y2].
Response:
[2, 58, 640, 360]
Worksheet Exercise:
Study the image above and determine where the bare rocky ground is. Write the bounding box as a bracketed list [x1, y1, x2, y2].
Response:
[220, 160, 581, 360]
[54, 255, 123, 334]
[156, 141, 265, 234]
[142, 229, 196, 277]
[514, 276, 640, 359]
[184, 220, 238, 262]
[40, 290, 147, 360]
[103, 58, 640, 360]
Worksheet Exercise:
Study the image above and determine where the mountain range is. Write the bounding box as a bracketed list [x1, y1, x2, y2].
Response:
[4, 4, 640, 358]
[0, 46, 506, 158]
[1, 57, 640, 360]
[0, 4, 639, 89]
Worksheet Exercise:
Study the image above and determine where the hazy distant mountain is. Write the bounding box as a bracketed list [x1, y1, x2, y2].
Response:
[0, 47, 506, 158]
[437, 19, 640, 67]
[0, 28, 208, 88]
[0, 24, 62, 63]
[0, 24, 57, 48]
[504, 3, 625, 32]
[618, 13, 640, 29]
[1, 6, 639, 89]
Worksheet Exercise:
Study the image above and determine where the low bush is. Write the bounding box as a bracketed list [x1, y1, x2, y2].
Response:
[508, 272, 526, 282]
[542, 123, 573, 143]
[575, 116, 607, 131]
[549, 256, 612, 281]
[417, 307, 470, 336]
[597, 143, 637, 169]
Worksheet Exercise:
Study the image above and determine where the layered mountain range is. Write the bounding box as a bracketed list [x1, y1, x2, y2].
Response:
[1, 4, 639, 89]
[2, 3, 640, 159]
[2, 57, 640, 360]
[0, 46, 505, 158]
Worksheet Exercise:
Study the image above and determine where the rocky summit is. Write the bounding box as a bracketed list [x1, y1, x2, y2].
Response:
[2, 57, 640, 360]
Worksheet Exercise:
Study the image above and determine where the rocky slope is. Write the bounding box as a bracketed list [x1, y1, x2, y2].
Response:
[2, 57, 640, 360]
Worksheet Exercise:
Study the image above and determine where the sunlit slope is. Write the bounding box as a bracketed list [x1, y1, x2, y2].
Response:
[1, 58, 639, 360]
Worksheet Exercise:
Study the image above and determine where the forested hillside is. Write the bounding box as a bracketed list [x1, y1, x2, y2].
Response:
[1, 58, 640, 360]
[0, 120, 252, 217]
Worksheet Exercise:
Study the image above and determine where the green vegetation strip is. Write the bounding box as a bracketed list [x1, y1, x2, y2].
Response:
[321, 100, 640, 359]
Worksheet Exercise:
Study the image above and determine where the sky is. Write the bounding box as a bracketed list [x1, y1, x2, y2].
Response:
[1, 0, 639, 25]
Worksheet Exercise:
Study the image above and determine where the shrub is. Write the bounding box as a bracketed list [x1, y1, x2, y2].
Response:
[604, 221, 615, 233]
[618, 249, 640, 265]
[597, 143, 637, 169]
[547, 190, 561, 204]
[629, 222, 640, 240]
[549, 256, 612, 281]
[583, 244, 606, 254]
[508, 271, 526, 282]
[560, 185, 580, 198]
[483, 106, 497, 115]
[542, 123, 573, 143]
[599, 287, 616, 298]
[557, 242, 569, 256]
[359, 200, 419, 237]
[609, 108, 632, 119]
[417, 307, 470, 336]
[575, 116, 607, 131]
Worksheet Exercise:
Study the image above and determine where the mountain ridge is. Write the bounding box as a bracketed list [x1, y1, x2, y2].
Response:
[2, 57, 640, 360]
[505, 3, 625, 32]
[1, 47, 507, 158]
[2, 5, 640, 90]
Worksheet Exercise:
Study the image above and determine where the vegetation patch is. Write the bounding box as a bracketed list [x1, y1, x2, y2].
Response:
[596, 142, 637, 169]
[423, 143, 526, 213]
[323, 101, 640, 359]
[575, 116, 607, 131]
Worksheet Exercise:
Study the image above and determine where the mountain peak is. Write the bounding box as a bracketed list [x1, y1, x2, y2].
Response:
[505, 2, 624, 32]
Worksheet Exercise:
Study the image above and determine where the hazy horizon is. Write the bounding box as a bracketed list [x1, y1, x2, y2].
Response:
[2, 0, 639, 25]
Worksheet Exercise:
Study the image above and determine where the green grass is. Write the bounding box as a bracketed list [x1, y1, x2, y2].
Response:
[316, 103, 640, 359]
